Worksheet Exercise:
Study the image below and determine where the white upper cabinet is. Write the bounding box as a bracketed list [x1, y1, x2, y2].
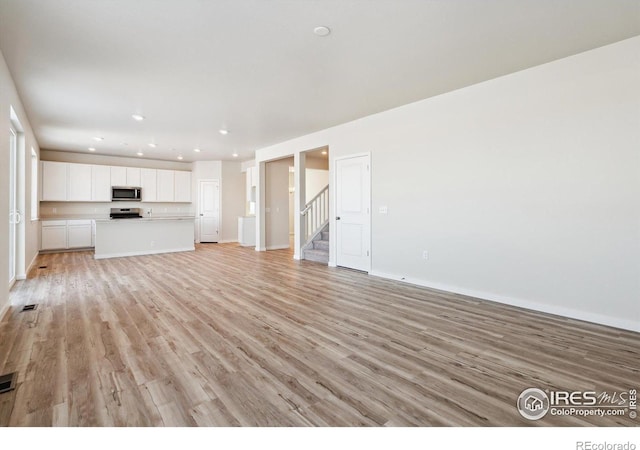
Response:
[91, 165, 111, 201]
[41, 161, 68, 201]
[126, 167, 141, 186]
[110, 166, 127, 186]
[174, 171, 191, 202]
[68, 163, 92, 201]
[141, 168, 157, 202]
[156, 169, 175, 202]
[111, 166, 141, 187]
[41, 161, 191, 203]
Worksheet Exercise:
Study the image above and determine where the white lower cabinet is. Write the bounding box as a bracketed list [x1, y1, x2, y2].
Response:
[41, 221, 68, 250]
[67, 220, 93, 248]
[41, 220, 95, 250]
[238, 216, 256, 247]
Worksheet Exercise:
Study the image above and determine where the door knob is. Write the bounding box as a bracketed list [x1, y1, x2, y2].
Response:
[336, 216, 341, 220]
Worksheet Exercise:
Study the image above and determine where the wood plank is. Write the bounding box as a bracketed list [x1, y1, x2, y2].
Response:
[0, 244, 637, 426]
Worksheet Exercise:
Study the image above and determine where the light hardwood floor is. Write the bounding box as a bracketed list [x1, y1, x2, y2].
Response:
[1, 244, 638, 426]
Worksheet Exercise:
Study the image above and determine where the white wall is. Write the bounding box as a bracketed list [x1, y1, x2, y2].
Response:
[305, 168, 329, 203]
[254, 37, 640, 332]
[220, 161, 245, 242]
[0, 50, 41, 318]
[265, 158, 293, 249]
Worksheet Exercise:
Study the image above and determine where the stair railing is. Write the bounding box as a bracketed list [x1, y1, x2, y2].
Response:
[301, 184, 329, 246]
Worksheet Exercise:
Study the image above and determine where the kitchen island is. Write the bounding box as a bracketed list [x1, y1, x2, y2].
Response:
[94, 216, 195, 260]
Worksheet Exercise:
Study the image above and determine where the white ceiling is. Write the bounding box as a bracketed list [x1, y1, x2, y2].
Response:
[0, 0, 638, 162]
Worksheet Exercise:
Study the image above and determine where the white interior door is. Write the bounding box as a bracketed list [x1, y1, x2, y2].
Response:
[199, 180, 220, 243]
[336, 154, 370, 272]
[8, 128, 18, 285]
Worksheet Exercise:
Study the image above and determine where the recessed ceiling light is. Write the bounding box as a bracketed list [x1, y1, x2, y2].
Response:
[219, 129, 228, 135]
[88, 147, 96, 152]
[321, 150, 327, 155]
[193, 148, 201, 152]
[136, 152, 144, 156]
[93, 136, 104, 141]
[314, 26, 331, 37]
[232, 153, 238, 158]
[177, 155, 184, 160]
[148, 143, 157, 148]
[131, 114, 145, 121]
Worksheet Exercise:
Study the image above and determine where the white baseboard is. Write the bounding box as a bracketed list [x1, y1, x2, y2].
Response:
[328, 261, 337, 268]
[369, 270, 639, 333]
[266, 245, 290, 250]
[0, 303, 10, 323]
[94, 246, 195, 260]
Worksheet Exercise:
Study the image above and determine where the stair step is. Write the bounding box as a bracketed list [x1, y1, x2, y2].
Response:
[304, 248, 329, 264]
[313, 239, 329, 251]
[321, 231, 329, 241]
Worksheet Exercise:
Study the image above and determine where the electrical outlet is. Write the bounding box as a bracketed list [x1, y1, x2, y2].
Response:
[422, 250, 429, 260]
[150, 241, 155, 248]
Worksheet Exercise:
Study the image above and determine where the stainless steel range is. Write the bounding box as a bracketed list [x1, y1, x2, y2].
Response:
[109, 207, 142, 219]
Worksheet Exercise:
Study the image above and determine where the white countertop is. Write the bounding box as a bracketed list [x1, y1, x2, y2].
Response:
[41, 214, 108, 220]
[41, 215, 195, 222]
[95, 216, 195, 223]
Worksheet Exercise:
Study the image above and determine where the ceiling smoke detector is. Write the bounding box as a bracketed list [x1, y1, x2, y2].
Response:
[314, 26, 331, 37]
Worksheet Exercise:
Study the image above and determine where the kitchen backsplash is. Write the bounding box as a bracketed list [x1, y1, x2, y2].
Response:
[40, 201, 195, 218]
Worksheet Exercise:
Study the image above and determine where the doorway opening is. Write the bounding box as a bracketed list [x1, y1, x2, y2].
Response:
[265, 156, 294, 251]
[299, 146, 330, 264]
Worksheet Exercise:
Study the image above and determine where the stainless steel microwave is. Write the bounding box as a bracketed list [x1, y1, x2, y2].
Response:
[111, 186, 142, 201]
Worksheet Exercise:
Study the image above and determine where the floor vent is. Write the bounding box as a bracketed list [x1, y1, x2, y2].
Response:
[38, 265, 48, 269]
[0, 372, 17, 394]
[21, 304, 38, 312]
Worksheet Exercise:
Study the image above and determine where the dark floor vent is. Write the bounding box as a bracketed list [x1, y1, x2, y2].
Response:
[21, 304, 38, 312]
[0, 372, 17, 394]
[38, 265, 47, 269]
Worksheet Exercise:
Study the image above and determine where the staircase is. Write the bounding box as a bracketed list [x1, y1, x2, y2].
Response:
[303, 226, 329, 264]
[301, 184, 329, 264]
